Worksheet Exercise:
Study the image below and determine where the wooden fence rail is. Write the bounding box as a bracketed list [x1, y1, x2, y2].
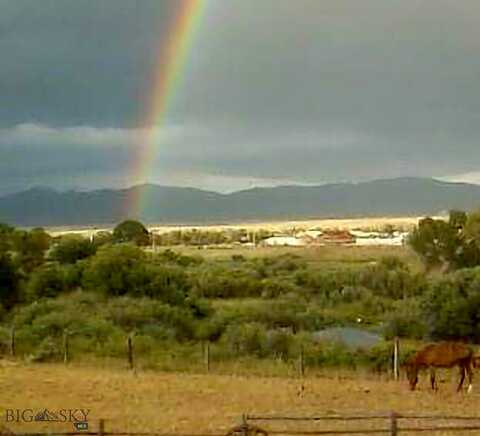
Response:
[7, 414, 480, 436]
[12, 433, 225, 436]
[245, 412, 480, 435]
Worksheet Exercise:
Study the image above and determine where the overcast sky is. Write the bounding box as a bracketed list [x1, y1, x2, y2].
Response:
[1, 0, 480, 195]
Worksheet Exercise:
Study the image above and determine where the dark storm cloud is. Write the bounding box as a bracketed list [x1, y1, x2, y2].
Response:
[0, 0, 177, 127]
[1, 0, 480, 193]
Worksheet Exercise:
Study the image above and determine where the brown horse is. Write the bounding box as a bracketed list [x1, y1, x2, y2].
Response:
[405, 342, 474, 392]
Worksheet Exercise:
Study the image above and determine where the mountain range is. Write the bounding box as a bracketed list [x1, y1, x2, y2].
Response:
[2, 177, 480, 227]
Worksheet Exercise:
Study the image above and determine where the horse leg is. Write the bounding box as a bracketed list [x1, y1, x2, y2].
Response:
[457, 365, 466, 392]
[430, 368, 438, 391]
[466, 362, 474, 393]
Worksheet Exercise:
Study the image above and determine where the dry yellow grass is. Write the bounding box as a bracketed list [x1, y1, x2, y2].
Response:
[1, 361, 479, 435]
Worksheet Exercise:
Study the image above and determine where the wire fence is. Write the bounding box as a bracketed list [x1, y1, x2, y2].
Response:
[0, 327, 403, 379]
[6, 413, 480, 436]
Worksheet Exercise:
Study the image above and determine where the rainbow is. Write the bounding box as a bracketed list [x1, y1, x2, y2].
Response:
[129, 0, 207, 218]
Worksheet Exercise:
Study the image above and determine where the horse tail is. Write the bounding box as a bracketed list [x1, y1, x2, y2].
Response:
[473, 355, 480, 369]
[467, 347, 475, 367]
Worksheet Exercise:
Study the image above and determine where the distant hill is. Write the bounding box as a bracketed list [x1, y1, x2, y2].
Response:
[2, 177, 480, 226]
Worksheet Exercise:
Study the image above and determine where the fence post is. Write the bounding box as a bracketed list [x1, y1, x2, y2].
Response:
[127, 333, 134, 370]
[98, 419, 105, 436]
[10, 326, 15, 357]
[241, 414, 248, 436]
[393, 337, 400, 381]
[63, 330, 69, 364]
[204, 342, 210, 373]
[299, 344, 305, 377]
[389, 411, 398, 436]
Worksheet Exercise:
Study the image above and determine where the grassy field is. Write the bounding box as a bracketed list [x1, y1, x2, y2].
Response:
[170, 244, 424, 273]
[1, 361, 479, 435]
[175, 244, 414, 261]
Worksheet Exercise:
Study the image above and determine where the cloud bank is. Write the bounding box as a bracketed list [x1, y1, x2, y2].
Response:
[1, 0, 480, 194]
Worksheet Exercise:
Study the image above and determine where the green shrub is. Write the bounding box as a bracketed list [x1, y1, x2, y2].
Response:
[0, 252, 21, 309]
[420, 268, 480, 341]
[261, 279, 297, 298]
[191, 267, 263, 298]
[26, 264, 67, 300]
[49, 236, 96, 264]
[264, 330, 294, 360]
[304, 341, 357, 368]
[383, 300, 427, 339]
[82, 244, 147, 296]
[27, 336, 60, 362]
[221, 323, 267, 357]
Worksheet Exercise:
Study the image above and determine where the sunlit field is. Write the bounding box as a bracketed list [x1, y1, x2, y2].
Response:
[170, 244, 423, 270]
[1, 361, 479, 435]
[46, 216, 436, 238]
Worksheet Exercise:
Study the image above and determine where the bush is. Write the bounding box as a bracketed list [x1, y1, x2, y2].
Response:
[82, 244, 147, 296]
[155, 249, 203, 267]
[304, 341, 357, 368]
[191, 267, 263, 298]
[221, 323, 267, 357]
[264, 330, 294, 360]
[383, 309, 427, 340]
[50, 236, 96, 264]
[105, 297, 195, 341]
[0, 253, 20, 309]
[140, 265, 190, 305]
[359, 261, 427, 299]
[420, 268, 480, 341]
[0, 325, 9, 354]
[26, 336, 60, 362]
[26, 264, 67, 300]
[63, 262, 85, 290]
[261, 279, 297, 298]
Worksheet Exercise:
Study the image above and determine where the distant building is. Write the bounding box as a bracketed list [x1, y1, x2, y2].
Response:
[317, 230, 355, 245]
[262, 236, 307, 247]
[353, 231, 409, 246]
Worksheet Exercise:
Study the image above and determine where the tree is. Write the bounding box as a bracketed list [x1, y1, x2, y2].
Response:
[11, 228, 50, 272]
[408, 213, 476, 271]
[50, 236, 97, 264]
[26, 264, 66, 300]
[421, 268, 480, 341]
[0, 252, 20, 309]
[82, 244, 147, 296]
[449, 210, 467, 230]
[143, 265, 190, 305]
[464, 210, 480, 245]
[113, 220, 150, 246]
[0, 223, 14, 252]
[82, 244, 194, 304]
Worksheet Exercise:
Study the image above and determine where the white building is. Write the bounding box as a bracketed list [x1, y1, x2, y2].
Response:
[354, 232, 409, 246]
[262, 236, 307, 247]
